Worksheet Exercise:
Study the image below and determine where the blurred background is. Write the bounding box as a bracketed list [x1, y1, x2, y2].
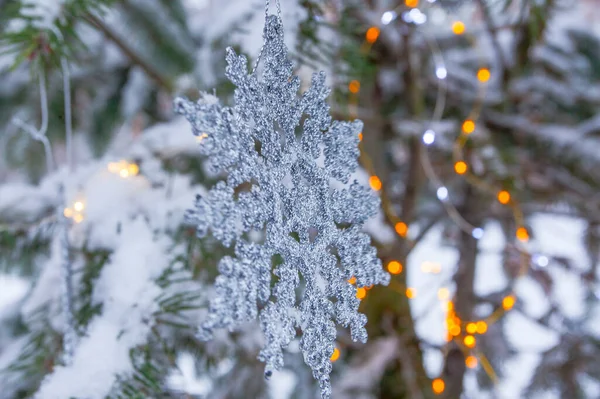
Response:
[1, 0, 600, 398]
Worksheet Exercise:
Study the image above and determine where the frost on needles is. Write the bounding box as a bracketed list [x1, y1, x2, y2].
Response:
[175, 15, 390, 398]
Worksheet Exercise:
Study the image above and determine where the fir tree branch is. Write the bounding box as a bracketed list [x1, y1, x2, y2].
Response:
[83, 12, 173, 93]
[475, 0, 508, 80]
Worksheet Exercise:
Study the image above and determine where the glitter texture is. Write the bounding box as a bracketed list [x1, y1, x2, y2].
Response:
[175, 15, 389, 398]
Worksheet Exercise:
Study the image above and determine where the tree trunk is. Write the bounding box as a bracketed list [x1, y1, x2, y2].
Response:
[442, 183, 483, 398]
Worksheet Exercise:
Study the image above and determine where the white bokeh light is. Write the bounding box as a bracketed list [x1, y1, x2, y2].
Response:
[381, 10, 397, 25]
[472, 228, 484, 239]
[436, 66, 447, 79]
[423, 129, 435, 145]
[436, 186, 449, 201]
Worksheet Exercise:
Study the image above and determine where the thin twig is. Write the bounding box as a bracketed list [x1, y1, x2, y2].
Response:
[12, 70, 55, 173]
[475, 0, 507, 73]
[84, 13, 173, 93]
[62, 58, 73, 172]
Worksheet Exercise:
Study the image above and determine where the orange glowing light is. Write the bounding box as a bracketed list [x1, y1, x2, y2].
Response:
[463, 335, 476, 348]
[406, 287, 416, 299]
[356, 287, 367, 300]
[454, 161, 468, 175]
[387, 260, 402, 275]
[358, 132, 363, 141]
[348, 276, 356, 285]
[395, 222, 408, 237]
[477, 68, 491, 82]
[502, 295, 516, 310]
[349, 80, 360, 94]
[432, 378, 445, 394]
[466, 355, 478, 369]
[366, 27, 380, 43]
[452, 21, 465, 35]
[462, 119, 475, 134]
[497, 190, 511, 205]
[516, 227, 529, 242]
[476, 321, 488, 334]
[405, 0, 419, 7]
[369, 176, 382, 191]
[128, 163, 139, 176]
[449, 325, 461, 336]
[466, 322, 477, 334]
[330, 347, 340, 362]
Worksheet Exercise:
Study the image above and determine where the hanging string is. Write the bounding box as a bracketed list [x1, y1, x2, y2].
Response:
[62, 58, 73, 172]
[12, 70, 54, 173]
[251, 0, 283, 75]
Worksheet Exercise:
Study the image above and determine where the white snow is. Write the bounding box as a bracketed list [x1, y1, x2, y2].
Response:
[0, 183, 55, 224]
[35, 219, 170, 399]
[20, 0, 66, 30]
[0, 276, 28, 319]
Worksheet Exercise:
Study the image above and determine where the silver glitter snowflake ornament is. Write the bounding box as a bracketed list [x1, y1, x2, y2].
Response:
[175, 15, 389, 398]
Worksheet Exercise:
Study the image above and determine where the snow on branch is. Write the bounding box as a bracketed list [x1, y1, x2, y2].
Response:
[34, 219, 171, 399]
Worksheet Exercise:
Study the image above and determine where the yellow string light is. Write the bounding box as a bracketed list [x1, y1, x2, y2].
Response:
[477, 68, 491, 82]
[454, 161, 468, 175]
[497, 190, 511, 204]
[330, 347, 340, 362]
[128, 163, 139, 176]
[369, 176, 382, 191]
[466, 322, 477, 334]
[476, 320, 488, 334]
[73, 201, 84, 212]
[358, 132, 363, 141]
[64, 198, 85, 223]
[394, 221, 408, 237]
[462, 119, 476, 134]
[405, 0, 419, 7]
[406, 287, 416, 299]
[387, 260, 403, 275]
[348, 276, 356, 285]
[349, 80, 360, 94]
[452, 21, 465, 35]
[108, 160, 140, 178]
[466, 355, 478, 369]
[366, 27, 380, 43]
[502, 295, 516, 310]
[449, 324, 461, 337]
[432, 378, 445, 394]
[516, 227, 529, 242]
[356, 287, 367, 300]
[463, 335, 476, 348]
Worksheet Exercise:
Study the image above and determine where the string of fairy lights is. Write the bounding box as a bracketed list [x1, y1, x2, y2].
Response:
[331, 1, 550, 395]
[61, 160, 140, 224]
